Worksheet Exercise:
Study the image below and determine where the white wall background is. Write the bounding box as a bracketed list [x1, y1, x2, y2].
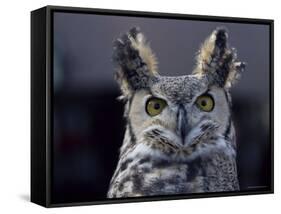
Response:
[0, 0, 279, 213]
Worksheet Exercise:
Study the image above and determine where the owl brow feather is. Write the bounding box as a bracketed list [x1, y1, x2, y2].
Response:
[113, 27, 159, 98]
[193, 27, 246, 89]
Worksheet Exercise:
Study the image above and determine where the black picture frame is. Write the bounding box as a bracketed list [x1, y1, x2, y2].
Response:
[31, 5, 274, 208]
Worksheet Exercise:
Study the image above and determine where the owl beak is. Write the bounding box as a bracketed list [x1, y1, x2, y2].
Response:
[177, 105, 190, 145]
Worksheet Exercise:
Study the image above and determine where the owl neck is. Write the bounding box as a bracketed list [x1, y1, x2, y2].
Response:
[119, 126, 135, 158]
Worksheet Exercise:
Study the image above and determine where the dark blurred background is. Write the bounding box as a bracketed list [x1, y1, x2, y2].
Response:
[52, 12, 271, 204]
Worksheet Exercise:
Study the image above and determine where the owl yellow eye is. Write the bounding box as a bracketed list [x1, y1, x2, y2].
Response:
[196, 94, 214, 112]
[146, 97, 167, 117]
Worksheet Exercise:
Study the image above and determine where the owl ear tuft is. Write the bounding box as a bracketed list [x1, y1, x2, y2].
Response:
[193, 27, 246, 89]
[113, 27, 158, 99]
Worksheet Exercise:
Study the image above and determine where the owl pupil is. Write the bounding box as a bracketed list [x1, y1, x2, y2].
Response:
[201, 100, 207, 106]
[154, 103, 161, 110]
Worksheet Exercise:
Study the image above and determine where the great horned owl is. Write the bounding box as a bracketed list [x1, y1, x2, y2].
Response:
[107, 27, 245, 198]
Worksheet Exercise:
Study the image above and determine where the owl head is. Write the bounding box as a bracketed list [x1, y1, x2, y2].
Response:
[113, 27, 245, 158]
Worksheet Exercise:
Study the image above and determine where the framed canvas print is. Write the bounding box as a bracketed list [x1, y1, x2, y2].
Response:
[31, 5, 274, 207]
